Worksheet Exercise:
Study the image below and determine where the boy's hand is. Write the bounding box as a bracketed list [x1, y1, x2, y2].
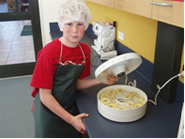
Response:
[104, 75, 118, 85]
[70, 113, 89, 134]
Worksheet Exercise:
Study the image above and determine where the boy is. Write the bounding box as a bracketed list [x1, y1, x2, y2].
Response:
[30, 0, 117, 137]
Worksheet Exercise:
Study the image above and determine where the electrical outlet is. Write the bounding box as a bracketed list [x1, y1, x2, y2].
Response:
[118, 31, 124, 41]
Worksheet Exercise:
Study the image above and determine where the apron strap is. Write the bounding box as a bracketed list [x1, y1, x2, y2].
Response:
[59, 43, 86, 65]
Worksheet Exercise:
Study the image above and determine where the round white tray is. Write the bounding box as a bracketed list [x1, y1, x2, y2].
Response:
[97, 85, 148, 122]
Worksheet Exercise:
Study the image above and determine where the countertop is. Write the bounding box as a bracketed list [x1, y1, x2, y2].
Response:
[76, 53, 182, 138]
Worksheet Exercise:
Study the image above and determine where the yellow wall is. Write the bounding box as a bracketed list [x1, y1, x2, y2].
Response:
[86, 1, 184, 83]
[86, 1, 157, 63]
[179, 46, 184, 83]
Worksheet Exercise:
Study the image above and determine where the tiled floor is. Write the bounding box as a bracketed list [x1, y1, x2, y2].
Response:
[0, 20, 35, 65]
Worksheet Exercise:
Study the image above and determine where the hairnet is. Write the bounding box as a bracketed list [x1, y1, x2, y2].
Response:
[58, 0, 91, 31]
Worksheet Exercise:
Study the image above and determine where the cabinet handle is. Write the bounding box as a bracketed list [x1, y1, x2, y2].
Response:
[151, 2, 173, 7]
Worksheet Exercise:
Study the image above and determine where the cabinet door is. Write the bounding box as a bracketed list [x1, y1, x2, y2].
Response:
[115, 0, 152, 18]
[86, 0, 98, 3]
[99, 0, 115, 8]
[86, 0, 114, 8]
[151, 0, 184, 28]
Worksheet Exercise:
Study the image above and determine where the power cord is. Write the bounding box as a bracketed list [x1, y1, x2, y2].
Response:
[124, 74, 137, 87]
[148, 71, 184, 105]
[90, 40, 116, 67]
[100, 40, 115, 52]
[123, 71, 183, 106]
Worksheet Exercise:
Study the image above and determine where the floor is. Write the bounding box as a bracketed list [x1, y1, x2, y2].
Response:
[0, 2, 35, 65]
[0, 76, 34, 138]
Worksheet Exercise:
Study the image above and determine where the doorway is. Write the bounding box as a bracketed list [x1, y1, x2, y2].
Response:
[0, 0, 42, 78]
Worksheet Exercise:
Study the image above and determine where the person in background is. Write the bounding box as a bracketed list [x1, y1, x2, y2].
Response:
[30, 0, 118, 138]
[20, 0, 29, 12]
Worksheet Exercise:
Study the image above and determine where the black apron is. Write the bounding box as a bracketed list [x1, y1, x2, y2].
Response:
[33, 44, 85, 138]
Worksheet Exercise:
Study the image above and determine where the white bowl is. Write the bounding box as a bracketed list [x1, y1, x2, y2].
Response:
[97, 85, 148, 122]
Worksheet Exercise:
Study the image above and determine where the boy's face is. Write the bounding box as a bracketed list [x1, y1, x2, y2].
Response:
[62, 20, 85, 46]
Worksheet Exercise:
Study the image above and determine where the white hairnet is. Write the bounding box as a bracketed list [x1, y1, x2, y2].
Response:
[58, 0, 91, 31]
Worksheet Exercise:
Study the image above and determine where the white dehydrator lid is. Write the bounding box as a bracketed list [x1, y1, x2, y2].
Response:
[95, 52, 142, 82]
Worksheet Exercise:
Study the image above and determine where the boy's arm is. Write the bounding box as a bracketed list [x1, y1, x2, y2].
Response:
[76, 76, 118, 90]
[39, 88, 73, 123]
[39, 88, 88, 134]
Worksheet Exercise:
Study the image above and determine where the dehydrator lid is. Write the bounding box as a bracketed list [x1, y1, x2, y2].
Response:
[95, 52, 142, 82]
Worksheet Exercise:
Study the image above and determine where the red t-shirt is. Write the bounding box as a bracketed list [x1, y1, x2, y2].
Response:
[30, 39, 91, 97]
